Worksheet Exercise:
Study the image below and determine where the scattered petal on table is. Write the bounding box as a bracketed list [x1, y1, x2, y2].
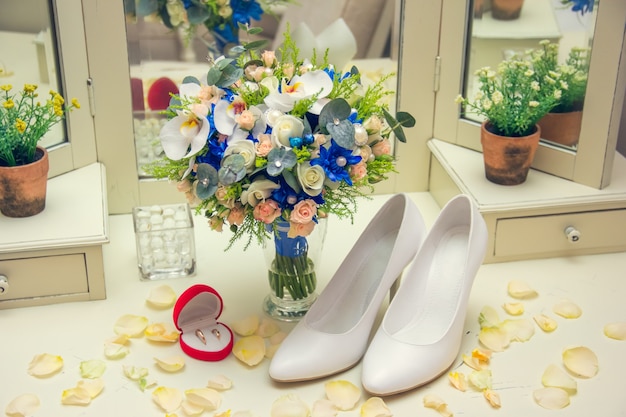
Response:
[104, 342, 130, 359]
[483, 389, 501, 408]
[478, 326, 510, 352]
[533, 387, 570, 410]
[123, 365, 149, 380]
[152, 386, 183, 413]
[114, 314, 149, 337]
[603, 322, 626, 340]
[106, 333, 130, 345]
[423, 394, 453, 417]
[507, 280, 538, 299]
[146, 284, 177, 308]
[80, 359, 106, 378]
[269, 331, 288, 345]
[27, 353, 63, 377]
[478, 306, 501, 329]
[185, 387, 221, 410]
[5, 393, 40, 417]
[503, 302, 524, 315]
[469, 369, 492, 391]
[61, 387, 91, 406]
[360, 397, 392, 417]
[233, 411, 256, 417]
[139, 377, 157, 391]
[534, 314, 558, 333]
[154, 355, 186, 372]
[541, 364, 577, 394]
[77, 378, 105, 398]
[214, 410, 232, 417]
[256, 318, 281, 338]
[181, 399, 204, 416]
[462, 348, 491, 371]
[311, 399, 337, 417]
[448, 371, 467, 391]
[553, 300, 582, 319]
[502, 318, 535, 342]
[232, 335, 266, 366]
[207, 374, 233, 390]
[231, 315, 260, 336]
[270, 394, 310, 417]
[562, 346, 598, 378]
[324, 380, 361, 410]
[145, 322, 180, 342]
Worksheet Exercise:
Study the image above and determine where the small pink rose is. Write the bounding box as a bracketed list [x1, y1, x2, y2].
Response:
[262, 50, 276, 67]
[215, 186, 235, 208]
[350, 162, 368, 182]
[372, 138, 392, 156]
[227, 204, 245, 226]
[290, 199, 317, 224]
[177, 179, 193, 193]
[208, 216, 224, 232]
[253, 199, 282, 224]
[236, 109, 256, 131]
[288, 220, 315, 238]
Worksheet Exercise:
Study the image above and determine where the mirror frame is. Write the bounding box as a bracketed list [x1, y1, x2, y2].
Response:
[432, 0, 626, 189]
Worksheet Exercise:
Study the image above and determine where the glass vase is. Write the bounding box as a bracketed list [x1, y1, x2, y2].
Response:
[263, 218, 327, 321]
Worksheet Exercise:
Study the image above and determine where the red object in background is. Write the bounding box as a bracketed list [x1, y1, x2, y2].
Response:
[147, 77, 178, 110]
[130, 78, 144, 112]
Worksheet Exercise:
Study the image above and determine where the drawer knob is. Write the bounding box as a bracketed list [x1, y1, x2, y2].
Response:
[0, 275, 7, 294]
[564, 226, 581, 243]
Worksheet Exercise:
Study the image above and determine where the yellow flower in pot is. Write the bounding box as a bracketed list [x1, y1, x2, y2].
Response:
[530, 40, 590, 147]
[0, 83, 79, 217]
[455, 57, 562, 185]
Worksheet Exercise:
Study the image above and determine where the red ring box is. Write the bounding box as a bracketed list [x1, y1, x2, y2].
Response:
[173, 284, 233, 361]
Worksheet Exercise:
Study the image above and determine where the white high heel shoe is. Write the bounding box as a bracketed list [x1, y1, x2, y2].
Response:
[269, 193, 426, 382]
[361, 194, 488, 395]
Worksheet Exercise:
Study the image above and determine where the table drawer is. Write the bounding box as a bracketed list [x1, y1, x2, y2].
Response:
[495, 209, 626, 258]
[0, 254, 88, 302]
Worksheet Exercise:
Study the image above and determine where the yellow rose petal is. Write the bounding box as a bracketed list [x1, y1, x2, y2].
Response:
[207, 374, 233, 390]
[553, 300, 582, 319]
[534, 314, 558, 332]
[533, 387, 570, 410]
[80, 359, 106, 378]
[181, 399, 204, 416]
[145, 322, 180, 342]
[61, 387, 91, 406]
[562, 346, 598, 378]
[483, 389, 501, 409]
[503, 302, 524, 315]
[325, 380, 361, 410]
[231, 315, 260, 336]
[185, 388, 221, 410]
[448, 371, 467, 391]
[311, 399, 337, 417]
[271, 394, 310, 417]
[469, 369, 492, 391]
[152, 386, 183, 413]
[214, 409, 232, 417]
[423, 394, 453, 417]
[77, 378, 104, 398]
[27, 353, 63, 377]
[604, 322, 626, 340]
[5, 394, 40, 417]
[104, 342, 130, 359]
[146, 284, 177, 308]
[123, 365, 149, 380]
[114, 314, 149, 337]
[360, 397, 392, 417]
[106, 333, 130, 345]
[541, 364, 577, 394]
[478, 305, 501, 329]
[507, 280, 538, 299]
[256, 318, 281, 338]
[478, 326, 510, 352]
[154, 355, 186, 372]
[232, 335, 266, 366]
[501, 318, 535, 342]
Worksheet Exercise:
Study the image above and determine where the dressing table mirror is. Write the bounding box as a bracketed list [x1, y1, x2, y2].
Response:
[419, 0, 626, 262]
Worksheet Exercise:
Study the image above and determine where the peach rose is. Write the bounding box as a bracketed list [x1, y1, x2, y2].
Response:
[208, 216, 224, 232]
[253, 199, 282, 224]
[177, 179, 193, 193]
[261, 50, 276, 67]
[350, 161, 368, 182]
[215, 186, 235, 208]
[290, 199, 317, 224]
[372, 138, 392, 156]
[227, 204, 245, 226]
[282, 63, 295, 79]
[235, 109, 256, 131]
[288, 220, 316, 238]
[256, 133, 273, 157]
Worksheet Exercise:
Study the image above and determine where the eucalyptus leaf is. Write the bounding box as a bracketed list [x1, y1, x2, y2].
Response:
[244, 39, 269, 51]
[282, 169, 301, 194]
[206, 67, 222, 86]
[382, 109, 415, 143]
[267, 148, 297, 177]
[195, 163, 218, 199]
[230, 45, 246, 55]
[319, 98, 351, 134]
[216, 58, 234, 70]
[247, 27, 264, 36]
[218, 154, 246, 184]
[182, 76, 200, 85]
[326, 119, 355, 149]
[217, 65, 243, 88]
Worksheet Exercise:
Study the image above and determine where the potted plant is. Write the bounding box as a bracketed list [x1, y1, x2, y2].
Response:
[455, 57, 562, 185]
[531, 40, 590, 147]
[0, 83, 79, 217]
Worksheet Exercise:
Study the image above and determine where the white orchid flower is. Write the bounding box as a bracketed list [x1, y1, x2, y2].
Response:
[214, 99, 266, 143]
[160, 109, 210, 161]
[264, 70, 334, 114]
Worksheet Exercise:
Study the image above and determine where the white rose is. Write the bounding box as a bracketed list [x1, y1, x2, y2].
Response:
[240, 179, 280, 207]
[363, 115, 383, 135]
[224, 140, 256, 172]
[297, 162, 325, 196]
[271, 115, 304, 148]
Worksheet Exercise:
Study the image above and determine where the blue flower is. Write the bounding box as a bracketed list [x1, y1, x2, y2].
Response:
[196, 137, 226, 171]
[310, 139, 362, 185]
[211, 23, 238, 51]
[563, 0, 594, 15]
[230, 0, 263, 25]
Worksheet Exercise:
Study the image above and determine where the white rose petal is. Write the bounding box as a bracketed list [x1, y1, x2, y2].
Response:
[27, 353, 63, 377]
[5, 394, 40, 417]
[311, 399, 338, 417]
[113, 314, 149, 337]
[324, 380, 361, 410]
[541, 364, 577, 393]
[270, 394, 310, 417]
[507, 280, 538, 299]
[185, 387, 221, 410]
[553, 300, 582, 319]
[61, 387, 91, 406]
[146, 285, 177, 308]
[154, 355, 185, 372]
[562, 346, 598, 378]
[77, 378, 105, 398]
[361, 397, 392, 417]
[423, 394, 453, 417]
[79, 359, 107, 378]
[104, 342, 130, 359]
[533, 387, 570, 410]
[152, 386, 183, 413]
[232, 335, 266, 366]
[207, 374, 233, 390]
[604, 322, 626, 340]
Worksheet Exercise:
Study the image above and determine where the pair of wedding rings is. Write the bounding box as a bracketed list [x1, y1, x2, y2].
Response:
[195, 328, 220, 345]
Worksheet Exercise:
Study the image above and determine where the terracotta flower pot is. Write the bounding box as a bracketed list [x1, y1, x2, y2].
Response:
[537, 111, 583, 148]
[491, 0, 524, 20]
[0, 146, 49, 217]
[480, 121, 540, 185]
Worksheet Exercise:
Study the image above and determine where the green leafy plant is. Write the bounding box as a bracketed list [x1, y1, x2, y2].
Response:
[0, 84, 79, 167]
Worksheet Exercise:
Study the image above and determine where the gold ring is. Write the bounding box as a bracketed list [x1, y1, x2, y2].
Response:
[212, 329, 221, 340]
[195, 329, 206, 345]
